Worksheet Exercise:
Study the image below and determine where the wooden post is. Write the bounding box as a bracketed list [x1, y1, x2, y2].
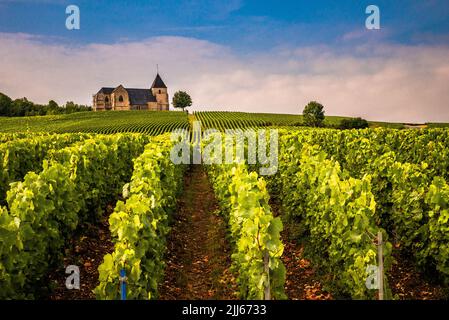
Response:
[263, 251, 271, 300]
[377, 231, 384, 300]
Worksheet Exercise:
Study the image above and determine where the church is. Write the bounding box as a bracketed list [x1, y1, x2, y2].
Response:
[93, 74, 169, 111]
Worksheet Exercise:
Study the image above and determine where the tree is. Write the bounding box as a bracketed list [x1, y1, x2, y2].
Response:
[172, 91, 192, 112]
[339, 117, 369, 130]
[44, 100, 60, 115]
[0, 92, 12, 116]
[11, 98, 34, 117]
[48, 100, 59, 109]
[65, 101, 77, 113]
[64, 101, 91, 113]
[0, 92, 91, 117]
[303, 101, 325, 127]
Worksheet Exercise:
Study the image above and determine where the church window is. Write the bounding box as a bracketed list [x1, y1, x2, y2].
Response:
[118, 95, 124, 102]
[159, 90, 161, 94]
[105, 96, 109, 103]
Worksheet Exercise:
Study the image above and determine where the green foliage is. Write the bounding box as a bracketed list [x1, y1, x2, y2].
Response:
[426, 177, 449, 281]
[48, 100, 58, 109]
[426, 123, 449, 128]
[0, 133, 91, 205]
[95, 135, 185, 300]
[382, 160, 449, 281]
[302, 101, 325, 127]
[274, 127, 449, 288]
[0, 92, 12, 116]
[275, 133, 390, 299]
[0, 92, 91, 117]
[194, 111, 354, 132]
[0, 133, 36, 143]
[340, 117, 369, 130]
[204, 139, 286, 299]
[62, 101, 92, 114]
[0, 111, 189, 134]
[387, 162, 431, 253]
[0, 163, 80, 299]
[49, 135, 148, 221]
[172, 91, 192, 111]
[0, 134, 147, 298]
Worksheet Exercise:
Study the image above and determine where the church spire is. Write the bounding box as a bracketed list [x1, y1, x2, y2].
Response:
[151, 73, 167, 89]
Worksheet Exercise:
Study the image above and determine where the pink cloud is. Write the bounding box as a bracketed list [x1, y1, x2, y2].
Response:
[0, 32, 448, 123]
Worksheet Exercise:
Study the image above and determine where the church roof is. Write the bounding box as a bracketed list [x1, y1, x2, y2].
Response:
[151, 73, 167, 89]
[97, 87, 115, 94]
[126, 88, 157, 105]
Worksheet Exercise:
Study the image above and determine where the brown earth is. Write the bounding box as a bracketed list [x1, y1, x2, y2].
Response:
[47, 204, 115, 300]
[270, 197, 447, 300]
[388, 251, 446, 300]
[158, 165, 238, 300]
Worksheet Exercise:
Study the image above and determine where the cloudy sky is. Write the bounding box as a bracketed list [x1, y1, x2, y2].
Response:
[0, 0, 449, 122]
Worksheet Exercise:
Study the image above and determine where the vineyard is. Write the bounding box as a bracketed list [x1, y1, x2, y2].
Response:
[0, 111, 409, 136]
[194, 111, 348, 130]
[269, 128, 449, 299]
[0, 112, 448, 300]
[0, 111, 189, 135]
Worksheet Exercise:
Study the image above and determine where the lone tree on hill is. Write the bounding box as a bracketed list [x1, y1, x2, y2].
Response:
[172, 91, 192, 112]
[303, 101, 325, 127]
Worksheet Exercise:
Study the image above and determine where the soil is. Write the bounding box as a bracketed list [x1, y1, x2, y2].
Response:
[269, 198, 332, 300]
[270, 197, 447, 300]
[388, 252, 447, 300]
[158, 165, 238, 300]
[47, 204, 115, 300]
[281, 230, 332, 300]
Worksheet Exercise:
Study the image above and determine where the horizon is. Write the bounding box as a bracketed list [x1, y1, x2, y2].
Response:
[0, 0, 449, 122]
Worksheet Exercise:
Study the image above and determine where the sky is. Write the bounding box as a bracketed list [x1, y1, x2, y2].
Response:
[0, 0, 449, 122]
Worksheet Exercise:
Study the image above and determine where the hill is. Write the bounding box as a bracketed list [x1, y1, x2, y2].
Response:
[0, 111, 189, 135]
[1, 110, 442, 134]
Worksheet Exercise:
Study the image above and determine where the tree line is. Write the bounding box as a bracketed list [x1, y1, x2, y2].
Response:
[0, 92, 92, 117]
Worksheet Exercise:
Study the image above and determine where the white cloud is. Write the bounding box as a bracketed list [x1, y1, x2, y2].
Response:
[0, 32, 448, 123]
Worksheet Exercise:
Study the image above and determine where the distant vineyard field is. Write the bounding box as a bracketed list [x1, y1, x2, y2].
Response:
[193, 111, 405, 131]
[0, 111, 189, 135]
[0, 110, 417, 135]
[194, 111, 298, 131]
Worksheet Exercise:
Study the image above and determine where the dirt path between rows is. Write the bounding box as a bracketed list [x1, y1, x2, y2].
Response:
[269, 199, 332, 300]
[47, 204, 115, 300]
[158, 165, 237, 300]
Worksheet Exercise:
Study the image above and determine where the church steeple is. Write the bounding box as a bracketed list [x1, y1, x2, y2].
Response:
[151, 72, 169, 111]
[151, 73, 167, 89]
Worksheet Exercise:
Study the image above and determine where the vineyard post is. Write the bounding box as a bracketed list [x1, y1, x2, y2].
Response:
[263, 251, 271, 300]
[120, 269, 127, 300]
[377, 231, 384, 300]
